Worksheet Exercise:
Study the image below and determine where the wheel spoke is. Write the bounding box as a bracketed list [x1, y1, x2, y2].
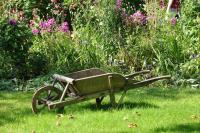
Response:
[37, 98, 48, 105]
[47, 90, 52, 98]
[32, 86, 62, 113]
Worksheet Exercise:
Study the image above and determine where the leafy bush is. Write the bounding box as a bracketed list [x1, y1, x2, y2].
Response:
[29, 32, 83, 74]
[0, 17, 32, 79]
[0, 0, 199, 88]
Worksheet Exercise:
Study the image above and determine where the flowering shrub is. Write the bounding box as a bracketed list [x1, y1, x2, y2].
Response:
[126, 11, 147, 26]
[4, 0, 71, 35]
[0, 0, 199, 87]
[29, 18, 70, 35]
[0, 17, 33, 79]
[8, 19, 17, 26]
[116, 0, 145, 14]
[170, 17, 177, 25]
[115, 0, 147, 27]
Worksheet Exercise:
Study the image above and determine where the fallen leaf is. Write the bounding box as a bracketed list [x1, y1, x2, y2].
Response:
[128, 123, 138, 128]
[56, 121, 61, 126]
[123, 116, 128, 121]
[191, 115, 198, 119]
[56, 114, 64, 118]
[135, 112, 141, 116]
[68, 114, 75, 119]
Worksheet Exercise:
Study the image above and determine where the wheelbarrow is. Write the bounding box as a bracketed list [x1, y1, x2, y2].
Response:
[32, 68, 170, 113]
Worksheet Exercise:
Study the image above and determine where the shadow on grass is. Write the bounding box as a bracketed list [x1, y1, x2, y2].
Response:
[0, 106, 32, 126]
[81, 101, 159, 111]
[0, 91, 33, 126]
[154, 123, 200, 132]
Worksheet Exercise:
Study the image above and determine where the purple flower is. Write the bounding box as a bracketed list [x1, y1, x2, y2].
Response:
[47, 28, 52, 32]
[47, 18, 55, 26]
[8, 19, 17, 26]
[32, 29, 40, 35]
[60, 22, 69, 33]
[160, 0, 166, 8]
[121, 10, 127, 18]
[29, 20, 35, 27]
[116, 0, 122, 10]
[171, 17, 177, 25]
[39, 21, 47, 29]
[128, 11, 147, 25]
[51, 0, 58, 3]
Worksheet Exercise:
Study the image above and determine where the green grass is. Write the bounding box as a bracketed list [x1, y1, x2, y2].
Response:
[1, 87, 200, 133]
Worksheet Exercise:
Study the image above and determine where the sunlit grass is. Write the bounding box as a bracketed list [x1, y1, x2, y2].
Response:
[0, 87, 200, 133]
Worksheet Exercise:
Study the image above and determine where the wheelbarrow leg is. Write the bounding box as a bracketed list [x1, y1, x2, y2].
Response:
[108, 76, 116, 107]
[96, 97, 104, 107]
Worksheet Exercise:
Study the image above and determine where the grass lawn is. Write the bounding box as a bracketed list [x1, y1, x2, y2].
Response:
[0, 86, 200, 133]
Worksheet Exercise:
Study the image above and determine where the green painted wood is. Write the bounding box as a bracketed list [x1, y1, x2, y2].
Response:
[74, 74, 126, 95]
[53, 74, 74, 83]
[125, 70, 150, 79]
[108, 76, 116, 107]
[48, 90, 110, 109]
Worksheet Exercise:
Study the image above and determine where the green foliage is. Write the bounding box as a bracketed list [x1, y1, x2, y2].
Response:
[27, 52, 49, 77]
[29, 32, 83, 74]
[0, 0, 199, 88]
[180, 59, 200, 79]
[0, 17, 33, 79]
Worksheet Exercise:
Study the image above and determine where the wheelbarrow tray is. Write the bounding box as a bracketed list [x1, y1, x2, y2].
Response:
[32, 68, 170, 113]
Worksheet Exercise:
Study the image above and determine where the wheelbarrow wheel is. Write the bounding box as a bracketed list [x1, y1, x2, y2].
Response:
[32, 85, 62, 114]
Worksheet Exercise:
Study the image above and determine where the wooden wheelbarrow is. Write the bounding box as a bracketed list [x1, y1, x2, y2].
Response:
[32, 68, 170, 113]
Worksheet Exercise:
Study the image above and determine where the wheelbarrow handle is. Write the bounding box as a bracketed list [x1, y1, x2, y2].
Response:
[125, 70, 150, 79]
[126, 75, 171, 89]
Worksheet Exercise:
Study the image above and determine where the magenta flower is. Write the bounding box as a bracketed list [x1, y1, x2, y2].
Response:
[116, 0, 122, 10]
[32, 29, 40, 35]
[47, 28, 52, 32]
[29, 20, 35, 27]
[171, 17, 177, 25]
[39, 21, 47, 29]
[51, 0, 58, 3]
[47, 18, 55, 26]
[60, 22, 69, 33]
[8, 19, 17, 26]
[121, 10, 127, 18]
[160, 0, 166, 8]
[128, 11, 147, 25]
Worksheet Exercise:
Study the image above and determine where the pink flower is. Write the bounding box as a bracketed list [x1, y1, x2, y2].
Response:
[128, 11, 147, 25]
[51, 0, 58, 3]
[29, 20, 35, 27]
[8, 19, 17, 26]
[121, 10, 127, 18]
[60, 22, 69, 33]
[116, 0, 122, 10]
[32, 29, 40, 35]
[47, 18, 55, 26]
[39, 21, 47, 29]
[160, 0, 166, 8]
[170, 17, 177, 25]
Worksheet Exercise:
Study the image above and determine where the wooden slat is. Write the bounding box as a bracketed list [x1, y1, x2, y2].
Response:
[125, 70, 150, 79]
[108, 75, 116, 107]
[74, 74, 126, 95]
[53, 74, 74, 83]
[125, 75, 171, 89]
[59, 83, 70, 102]
[48, 90, 110, 109]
